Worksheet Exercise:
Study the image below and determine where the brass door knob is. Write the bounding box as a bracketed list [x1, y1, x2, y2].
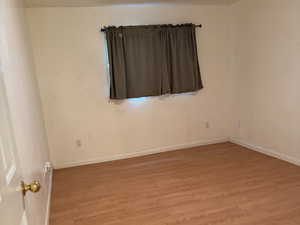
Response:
[21, 181, 41, 196]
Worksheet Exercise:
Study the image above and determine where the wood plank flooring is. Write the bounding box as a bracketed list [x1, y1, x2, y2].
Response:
[50, 142, 300, 225]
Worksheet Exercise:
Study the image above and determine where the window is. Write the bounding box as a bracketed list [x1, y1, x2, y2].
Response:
[104, 23, 203, 99]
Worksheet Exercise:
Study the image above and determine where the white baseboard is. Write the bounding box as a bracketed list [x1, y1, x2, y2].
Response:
[230, 137, 300, 167]
[54, 138, 229, 169]
[44, 166, 53, 225]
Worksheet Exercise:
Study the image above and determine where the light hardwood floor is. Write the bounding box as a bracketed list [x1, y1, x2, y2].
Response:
[50, 142, 300, 225]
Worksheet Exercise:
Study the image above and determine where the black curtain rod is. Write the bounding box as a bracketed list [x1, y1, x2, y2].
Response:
[100, 24, 202, 32]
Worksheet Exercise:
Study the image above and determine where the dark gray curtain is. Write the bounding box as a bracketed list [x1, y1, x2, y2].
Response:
[105, 24, 203, 99]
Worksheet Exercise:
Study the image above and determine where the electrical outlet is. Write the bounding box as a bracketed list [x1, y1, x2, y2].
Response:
[76, 139, 82, 147]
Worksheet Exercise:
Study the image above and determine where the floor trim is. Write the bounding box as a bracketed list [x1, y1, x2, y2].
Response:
[44, 168, 53, 225]
[54, 138, 229, 169]
[230, 137, 300, 167]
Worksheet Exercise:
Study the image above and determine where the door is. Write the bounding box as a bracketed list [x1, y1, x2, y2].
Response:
[0, 65, 27, 225]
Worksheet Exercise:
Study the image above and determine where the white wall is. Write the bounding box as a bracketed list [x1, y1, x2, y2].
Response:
[231, 0, 300, 163]
[0, 1, 50, 225]
[26, 5, 236, 168]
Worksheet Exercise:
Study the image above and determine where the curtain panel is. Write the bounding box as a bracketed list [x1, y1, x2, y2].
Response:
[105, 24, 203, 99]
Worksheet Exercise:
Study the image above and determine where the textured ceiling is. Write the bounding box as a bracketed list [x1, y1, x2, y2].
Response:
[25, 0, 240, 7]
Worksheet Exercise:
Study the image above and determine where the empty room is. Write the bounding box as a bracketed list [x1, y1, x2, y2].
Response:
[1, 0, 300, 225]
